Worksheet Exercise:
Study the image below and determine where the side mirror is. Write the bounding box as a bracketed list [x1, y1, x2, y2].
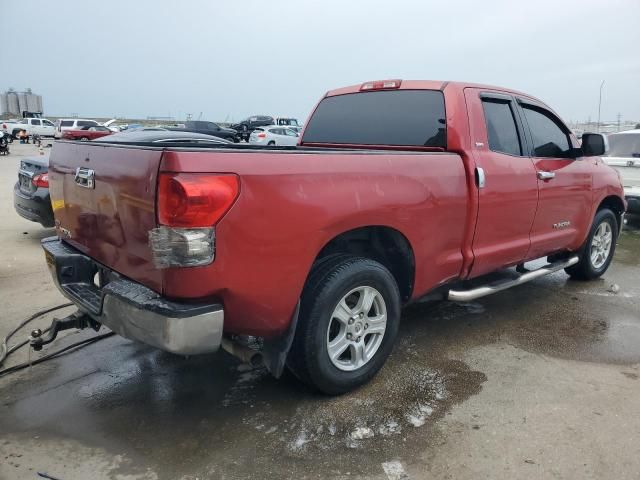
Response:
[581, 133, 608, 156]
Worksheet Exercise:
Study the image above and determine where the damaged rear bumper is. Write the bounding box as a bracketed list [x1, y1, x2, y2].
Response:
[41, 237, 224, 355]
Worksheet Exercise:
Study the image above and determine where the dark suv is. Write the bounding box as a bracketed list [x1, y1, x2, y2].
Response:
[166, 121, 239, 142]
[230, 115, 274, 141]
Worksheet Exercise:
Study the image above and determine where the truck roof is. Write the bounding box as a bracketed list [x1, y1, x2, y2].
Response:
[325, 79, 535, 100]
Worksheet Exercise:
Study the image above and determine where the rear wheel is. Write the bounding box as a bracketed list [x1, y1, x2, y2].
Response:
[267, 141, 276, 146]
[79, 136, 89, 141]
[287, 255, 401, 395]
[565, 208, 618, 280]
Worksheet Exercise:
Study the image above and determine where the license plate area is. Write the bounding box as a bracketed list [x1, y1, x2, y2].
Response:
[18, 173, 33, 194]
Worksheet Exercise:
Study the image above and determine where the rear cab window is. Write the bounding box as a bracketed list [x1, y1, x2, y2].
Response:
[481, 98, 523, 156]
[302, 89, 446, 148]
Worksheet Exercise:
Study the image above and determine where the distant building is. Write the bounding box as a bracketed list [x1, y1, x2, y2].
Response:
[0, 88, 43, 116]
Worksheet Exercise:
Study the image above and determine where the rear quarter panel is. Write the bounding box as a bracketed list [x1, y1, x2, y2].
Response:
[160, 149, 468, 337]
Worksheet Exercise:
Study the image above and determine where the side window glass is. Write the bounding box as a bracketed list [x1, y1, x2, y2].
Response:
[43, 120, 54, 126]
[481, 99, 522, 156]
[31, 119, 41, 125]
[522, 105, 571, 158]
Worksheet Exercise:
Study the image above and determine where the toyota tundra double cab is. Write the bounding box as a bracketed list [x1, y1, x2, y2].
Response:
[42, 80, 625, 394]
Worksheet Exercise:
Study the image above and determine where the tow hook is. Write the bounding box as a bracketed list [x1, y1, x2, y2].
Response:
[29, 311, 100, 351]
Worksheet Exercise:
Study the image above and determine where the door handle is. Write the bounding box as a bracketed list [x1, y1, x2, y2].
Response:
[537, 171, 555, 180]
[475, 167, 486, 188]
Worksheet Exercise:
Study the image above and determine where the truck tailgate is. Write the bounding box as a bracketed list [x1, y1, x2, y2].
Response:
[48, 142, 162, 292]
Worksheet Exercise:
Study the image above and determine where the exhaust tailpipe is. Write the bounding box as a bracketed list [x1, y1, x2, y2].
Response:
[221, 338, 263, 367]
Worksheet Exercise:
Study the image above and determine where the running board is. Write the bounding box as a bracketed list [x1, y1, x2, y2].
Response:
[448, 256, 579, 302]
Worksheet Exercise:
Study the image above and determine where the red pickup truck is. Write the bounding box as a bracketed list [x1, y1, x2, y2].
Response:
[42, 80, 625, 394]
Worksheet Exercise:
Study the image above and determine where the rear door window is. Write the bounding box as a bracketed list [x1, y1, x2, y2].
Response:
[61, 120, 74, 127]
[77, 120, 97, 127]
[302, 89, 446, 147]
[482, 99, 523, 156]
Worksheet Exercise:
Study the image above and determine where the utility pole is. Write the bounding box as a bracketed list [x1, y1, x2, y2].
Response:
[597, 80, 605, 133]
[617, 113, 621, 132]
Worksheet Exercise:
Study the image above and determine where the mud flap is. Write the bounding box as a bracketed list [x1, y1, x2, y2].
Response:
[262, 300, 300, 378]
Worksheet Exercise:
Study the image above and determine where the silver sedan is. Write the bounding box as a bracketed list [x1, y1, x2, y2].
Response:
[248, 126, 299, 146]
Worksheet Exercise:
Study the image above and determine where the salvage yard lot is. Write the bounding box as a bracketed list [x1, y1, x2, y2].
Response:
[1, 143, 640, 479]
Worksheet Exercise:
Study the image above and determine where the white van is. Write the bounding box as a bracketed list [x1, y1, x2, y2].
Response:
[54, 119, 99, 139]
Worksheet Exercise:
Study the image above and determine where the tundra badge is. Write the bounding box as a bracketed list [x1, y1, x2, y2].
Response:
[553, 220, 571, 229]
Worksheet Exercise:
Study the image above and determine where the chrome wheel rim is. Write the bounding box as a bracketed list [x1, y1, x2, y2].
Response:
[590, 221, 613, 269]
[326, 286, 387, 372]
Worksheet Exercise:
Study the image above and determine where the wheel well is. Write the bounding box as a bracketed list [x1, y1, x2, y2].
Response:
[313, 226, 415, 302]
[598, 195, 625, 227]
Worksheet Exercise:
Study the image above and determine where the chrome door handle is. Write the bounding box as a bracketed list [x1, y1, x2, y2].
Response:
[475, 167, 486, 188]
[537, 170, 555, 180]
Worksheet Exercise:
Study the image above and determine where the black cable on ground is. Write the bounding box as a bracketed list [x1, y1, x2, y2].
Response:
[0, 331, 115, 378]
[0, 302, 73, 365]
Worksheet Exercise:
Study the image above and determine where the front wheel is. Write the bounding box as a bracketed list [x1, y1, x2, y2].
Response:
[566, 208, 618, 280]
[287, 255, 401, 395]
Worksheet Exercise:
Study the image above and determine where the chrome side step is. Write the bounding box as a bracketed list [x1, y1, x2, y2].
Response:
[448, 256, 579, 302]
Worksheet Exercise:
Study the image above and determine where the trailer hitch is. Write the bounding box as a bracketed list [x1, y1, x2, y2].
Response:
[29, 311, 100, 351]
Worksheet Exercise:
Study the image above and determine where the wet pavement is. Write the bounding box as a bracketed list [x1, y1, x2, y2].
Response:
[1, 144, 640, 479]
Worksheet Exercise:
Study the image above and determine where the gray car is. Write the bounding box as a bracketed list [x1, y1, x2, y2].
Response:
[248, 126, 299, 146]
[603, 129, 640, 214]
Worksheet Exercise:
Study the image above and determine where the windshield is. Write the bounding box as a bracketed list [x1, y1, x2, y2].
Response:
[302, 89, 446, 147]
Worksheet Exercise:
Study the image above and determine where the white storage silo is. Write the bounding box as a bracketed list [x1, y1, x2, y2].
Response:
[0, 94, 8, 115]
[7, 92, 19, 115]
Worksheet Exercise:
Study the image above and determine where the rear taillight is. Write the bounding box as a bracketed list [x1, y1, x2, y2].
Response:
[257, 133, 266, 138]
[32, 173, 49, 188]
[157, 173, 239, 227]
[150, 173, 240, 268]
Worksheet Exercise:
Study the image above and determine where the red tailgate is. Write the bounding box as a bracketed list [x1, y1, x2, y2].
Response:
[48, 142, 163, 292]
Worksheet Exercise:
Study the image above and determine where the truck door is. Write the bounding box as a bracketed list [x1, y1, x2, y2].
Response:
[464, 88, 539, 277]
[30, 119, 42, 135]
[516, 99, 592, 258]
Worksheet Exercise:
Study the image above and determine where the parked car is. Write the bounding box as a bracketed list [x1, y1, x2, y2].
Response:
[249, 126, 299, 146]
[2, 118, 56, 138]
[603, 129, 640, 214]
[14, 155, 53, 227]
[62, 125, 114, 141]
[43, 79, 624, 395]
[54, 119, 99, 139]
[165, 120, 239, 142]
[230, 115, 274, 141]
[274, 117, 302, 127]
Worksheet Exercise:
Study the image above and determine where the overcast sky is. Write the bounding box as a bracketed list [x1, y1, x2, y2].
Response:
[4, 0, 640, 124]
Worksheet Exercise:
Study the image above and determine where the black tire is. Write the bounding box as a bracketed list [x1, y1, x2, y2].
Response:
[79, 137, 89, 141]
[267, 141, 276, 146]
[287, 255, 401, 395]
[565, 208, 618, 280]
